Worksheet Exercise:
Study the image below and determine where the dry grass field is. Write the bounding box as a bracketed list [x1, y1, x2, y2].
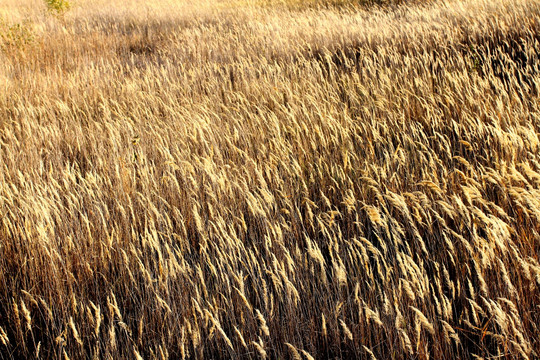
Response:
[1, 0, 539, 358]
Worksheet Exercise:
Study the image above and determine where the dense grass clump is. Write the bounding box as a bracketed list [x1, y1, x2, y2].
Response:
[0, 0, 539, 359]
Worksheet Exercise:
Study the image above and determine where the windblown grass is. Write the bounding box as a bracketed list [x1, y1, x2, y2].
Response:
[0, 0, 539, 358]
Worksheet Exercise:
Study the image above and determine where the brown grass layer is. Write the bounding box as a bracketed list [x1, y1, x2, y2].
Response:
[1, 0, 539, 359]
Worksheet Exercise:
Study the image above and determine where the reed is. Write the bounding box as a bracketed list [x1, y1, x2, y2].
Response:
[0, 0, 539, 358]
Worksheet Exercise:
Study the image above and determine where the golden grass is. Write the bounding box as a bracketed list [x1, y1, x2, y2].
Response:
[0, 0, 539, 358]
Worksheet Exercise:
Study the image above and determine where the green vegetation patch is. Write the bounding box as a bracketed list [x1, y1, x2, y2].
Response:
[0, 19, 34, 51]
